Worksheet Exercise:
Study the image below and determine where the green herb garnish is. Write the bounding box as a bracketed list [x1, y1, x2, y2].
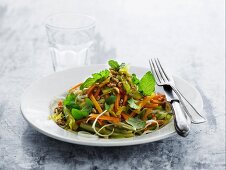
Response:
[139, 71, 155, 96]
[63, 93, 80, 110]
[108, 60, 120, 70]
[80, 69, 110, 90]
[132, 74, 140, 85]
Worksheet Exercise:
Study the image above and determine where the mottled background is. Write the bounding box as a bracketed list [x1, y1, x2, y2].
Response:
[0, 0, 225, 170]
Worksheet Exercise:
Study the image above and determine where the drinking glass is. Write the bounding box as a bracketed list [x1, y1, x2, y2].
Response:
[45, 13, 96, 71]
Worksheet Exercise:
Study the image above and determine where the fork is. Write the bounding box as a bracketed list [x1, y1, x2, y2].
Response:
[149, 58, 206, 124]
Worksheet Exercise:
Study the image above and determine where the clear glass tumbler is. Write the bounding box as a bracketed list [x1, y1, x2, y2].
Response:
[46, 13, 96, 71]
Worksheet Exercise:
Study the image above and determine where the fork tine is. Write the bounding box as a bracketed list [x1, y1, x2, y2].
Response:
[153, 58, 166, 82]
[156, 58, 170, 81]
[149, 59, 161, 84]
[148, 60, 154, 74]
[150, 59, 162, 84]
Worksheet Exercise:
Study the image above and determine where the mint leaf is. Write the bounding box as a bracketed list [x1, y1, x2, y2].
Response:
[139, 71, 155, 96]
[63, 93, 80, 110]
[66, 93, 75, 100]
[80, 69, 110, 90]
[92, 69, 109, 80]
[132, 74, 140, 85]
[108, 60, 120, 70]
[126, 117, 146, 130]
[80, 78, 96, 90]
[106, 95, 116, 105]
[71, 108, 89, 120]
[128, 98, 140, 109]
[71, 98, 93, 120]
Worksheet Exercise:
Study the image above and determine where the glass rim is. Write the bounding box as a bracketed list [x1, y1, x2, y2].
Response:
[45, 12, 96, 30]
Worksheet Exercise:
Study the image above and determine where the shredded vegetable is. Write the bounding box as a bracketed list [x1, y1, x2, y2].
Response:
[50, 60, 173, 138]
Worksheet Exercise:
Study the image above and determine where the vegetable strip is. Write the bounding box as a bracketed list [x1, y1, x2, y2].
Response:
[121, 112, 130, 120]
[89, 94, 103, 113]
[142, 109, 152, 121]
[139, 96, 153, 108]
[89, 114, 120, 123]
[114, 93, 120, 112]
[94, 88, 101, 98]
[130, 111, 137, 117]
[68, 82, 82, 93]
[144, 103, 158, 108]
[123, 94, 128, 106]
[87, 85, 97, 96]
[150, 99, 165, 104]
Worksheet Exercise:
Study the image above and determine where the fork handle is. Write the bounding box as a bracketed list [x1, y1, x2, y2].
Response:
[171, 100, 190, 137]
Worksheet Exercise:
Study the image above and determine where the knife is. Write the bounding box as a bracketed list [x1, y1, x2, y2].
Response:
[156, 84, 191, 137]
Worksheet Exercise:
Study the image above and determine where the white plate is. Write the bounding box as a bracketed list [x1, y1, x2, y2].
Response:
[21, 65, 203, 146]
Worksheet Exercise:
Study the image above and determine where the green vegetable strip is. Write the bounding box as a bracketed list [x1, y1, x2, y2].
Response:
[80, 123, 135, 138]
[106, 126, 134, 134]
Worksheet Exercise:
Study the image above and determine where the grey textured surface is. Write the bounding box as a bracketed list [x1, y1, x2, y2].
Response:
[0, 0, 225, 170]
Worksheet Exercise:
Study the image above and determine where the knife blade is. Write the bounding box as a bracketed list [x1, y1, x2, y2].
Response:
[156, 84, 190, 137]
[162, 75, 206, 123]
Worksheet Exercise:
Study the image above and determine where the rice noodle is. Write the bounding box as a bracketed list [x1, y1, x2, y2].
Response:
[145, 119, 159, 130]
[91, 110, 114, 137]
[98, 124, 114, 134]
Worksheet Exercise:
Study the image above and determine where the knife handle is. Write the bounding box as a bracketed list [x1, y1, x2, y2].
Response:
[171, 100, 190, 137]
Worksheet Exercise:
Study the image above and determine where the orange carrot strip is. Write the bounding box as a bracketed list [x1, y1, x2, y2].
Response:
[146, 122, 157, 129]
[139, 96, 153, 108]
[142, 109, 152, 121]
[121, 112, 130, 120]
[155, 95, 166, 102]
[122, 94, 128, 106]
[152, 114, 156, 120]
[114, 93, 120, 112]
[58, 100, 63, 107]
[130, 111, 137, 117]
[144, 103, 159, 109]
[150, 99, 165, 104]
[76, 118, 88, 124]
[94, 88, 101, 98]
[97, 119, 104, 126]
[151, 93, 166, 101]
[157, 120, 165, 125]
[152, 94, 163, 99]
[89, 94, 103, 113]
[89, 114, 120, 123]
[68, 82, 82, 92]
[87, 85, 97, 96]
